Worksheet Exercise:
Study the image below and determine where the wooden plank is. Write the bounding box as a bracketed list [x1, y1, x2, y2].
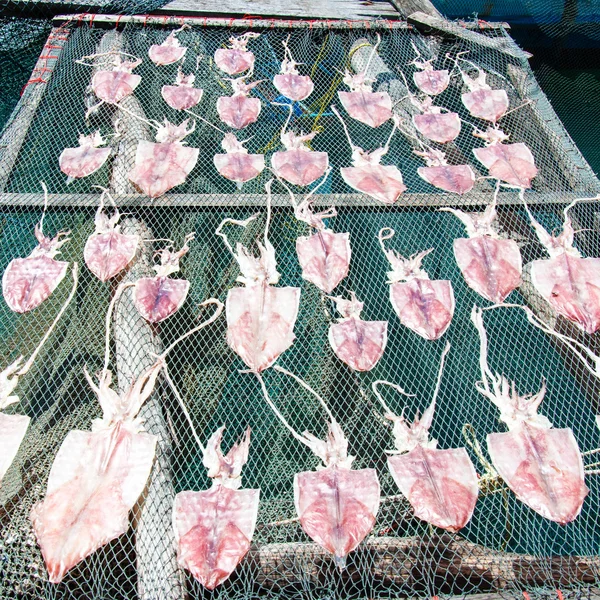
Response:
[507, 64, 600, 194]
[52, 12, 509, 30]
[0, 191, 595, 208]
[12, 0, 399, 20]
[407, 11, 531, 61]
[0, 25, 69, 192]
[158, 0, 398, 19]
[388, 0, 442, 18]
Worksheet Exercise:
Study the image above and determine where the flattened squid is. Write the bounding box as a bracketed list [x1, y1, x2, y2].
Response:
[0, 264, 78, 485]
[161, 67, 203, 111]
[411, 44, 449, 97]
[473, 126, 538, 189]
[217, 181, 300, 373]
[128, 118, 199, 198]
[255, 367, 380, 568]
[148, 26, 187, 66]
[214, 133, 265, 183]
[214, 32, 259, 76]
[273, 35, 314, 102]
[414, 147, 475, 195]
[282, 173, 350, 294]
[372, 343, 479, 531]
[333, 106, 406, 204]
[328, 292, 387, 372]
[59, 132, 111, 182]
[522, 194, 600, 334]
[82, 53, 142, 115]
[410, 94, 461, 145]
[441, 187, 522, 303]
[3, 184, 70, 313]
[31, 289, 223, 583]
[217, 75, 262, 130]
[84, 190, 138, 282]
[338, 35, 392, 128]
[133, 233, 194, 323]
[379, 227, 454, 340]
[271, 105, 328, 187]
[172, 421, 259, 590]
[472, 306, 588, 524]
[449, 53, 509, 123]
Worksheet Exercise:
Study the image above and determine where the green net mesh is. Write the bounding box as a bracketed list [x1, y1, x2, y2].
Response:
[0, 20, 600, 600]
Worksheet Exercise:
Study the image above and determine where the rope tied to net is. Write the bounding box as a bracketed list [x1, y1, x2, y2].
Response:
[461, 423, 500, 494]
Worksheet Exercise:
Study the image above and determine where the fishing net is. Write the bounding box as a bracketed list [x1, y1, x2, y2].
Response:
[0, 18, 600, 600]
[436, 0, 600, 176]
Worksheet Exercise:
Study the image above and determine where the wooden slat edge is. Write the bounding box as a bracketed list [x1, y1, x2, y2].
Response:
[407, 11, 530, 60]
[52, 12, 509, 30]
[0, 191, 595, 208]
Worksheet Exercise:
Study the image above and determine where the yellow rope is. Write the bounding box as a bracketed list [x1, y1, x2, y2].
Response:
[348, 41, 373, 59]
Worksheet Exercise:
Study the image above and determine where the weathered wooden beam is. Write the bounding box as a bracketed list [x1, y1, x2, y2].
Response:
[0, 191, 594, 208]
[158, 0, 399, 20]
[246, 535, 600, 591]
[52, 12, 509, 31]
[388, 0, 442, 19]
[88, 29, 183, 600]
[407, 11, 531, 61]
[0, 25, 69, 192]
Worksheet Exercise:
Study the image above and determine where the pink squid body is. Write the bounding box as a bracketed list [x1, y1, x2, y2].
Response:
[217, 95, 261, 130]
[3, 256, 68, 314]
[226, 284, 300, 372]
[390, 278, 454, 341]
[453, 236, 522, 303]
[487, 424, 588, 525]
[273, 74, 314, 102]
[133, 277, 189, 323]
[84, 232, 138, 282]
[148, 32, 187, 65]
[271, 149, 328, 187]
[173, 485, 259, 590]
[474, 143, 538, 189]
[417, 165, 475, 195]
[341, 164, 406, 205]
[530, 253, 600, 334]
[162, 85, 203, 111]
[129, 141, 199, 198]
[214, 49, 255, 75]
[59, 134, 110, 180]
[214, 135, 265, 183]
[214, 152, 265, 182]
[462, 89, 509, 123]
[31, 422, 157, 583]
[0, 413, 30, 483]
[413, 69, 449, 96]
[296, 231, 350, 294]
[338, 91, 392, 128]
[328, 317, 387, 372]
[294, 465, 380, 567]
[388, 446, 478, 531]
[413, 112, 461, 144]
[92, 71, 141, 105]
